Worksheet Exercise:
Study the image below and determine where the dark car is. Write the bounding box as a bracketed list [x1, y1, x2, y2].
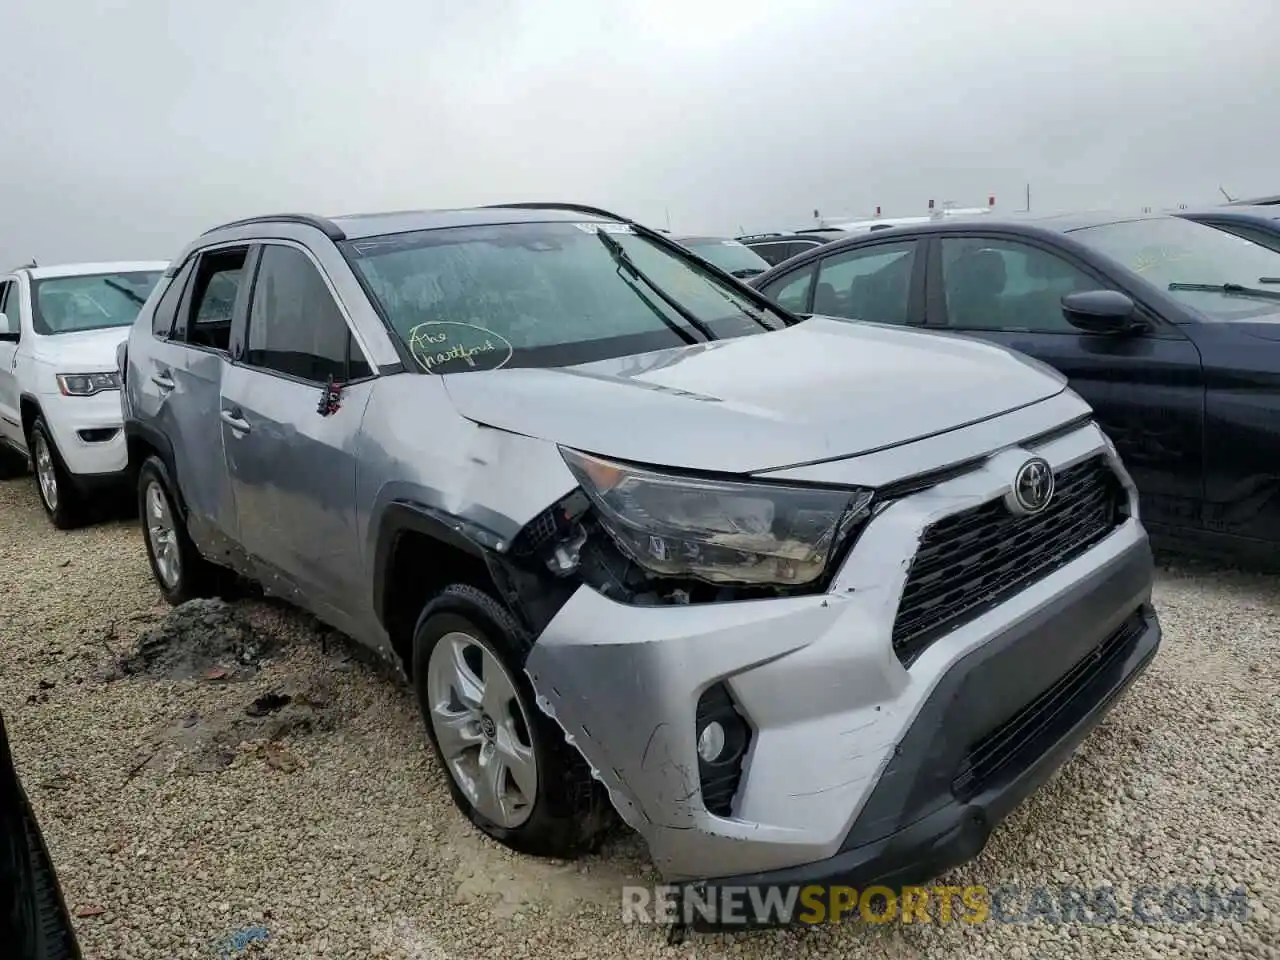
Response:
[749, 211, 1280, 565]
[0, 711, 82, 959]
[1177, 205, 1280, 253]
[736, 230, 845, 266]
[671, 235, 772, 278]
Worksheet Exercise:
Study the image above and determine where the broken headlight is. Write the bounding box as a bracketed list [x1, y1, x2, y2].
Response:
[560, 448, 872, 587]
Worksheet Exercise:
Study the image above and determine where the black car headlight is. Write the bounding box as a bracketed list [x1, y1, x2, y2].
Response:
[561, 448, 872, 587]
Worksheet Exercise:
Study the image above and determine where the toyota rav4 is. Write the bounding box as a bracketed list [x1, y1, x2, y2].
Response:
[118, 203, 1160, 910]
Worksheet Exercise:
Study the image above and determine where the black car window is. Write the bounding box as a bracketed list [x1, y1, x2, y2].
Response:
[813, 241, 916, 323]
[245, 244, 372, 383]
[940, 237, 1095, 332]
[761, 262, 817, 313]
[0, 282, 16, 334]
[182, 248, 248, 353]
[747, 242, 794, 266]
[151, 260, 195, 339]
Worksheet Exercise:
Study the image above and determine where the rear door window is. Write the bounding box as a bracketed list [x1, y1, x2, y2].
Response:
[178, 248, 248, 353]
[812, 241, 918, 323]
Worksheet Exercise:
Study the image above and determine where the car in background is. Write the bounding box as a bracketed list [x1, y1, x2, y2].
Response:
[671, 235, 771, 278]
[0, 710, 83, 959]
[749, 211, 1280, 566]
[0, 261, 167, 527]
[120, 202, 1158, 901]
[736, 230, 844, 266]
[1177, 205, 1280, 253]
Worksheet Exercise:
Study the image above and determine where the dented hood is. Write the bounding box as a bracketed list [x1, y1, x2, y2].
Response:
[441, 316, 1066, 474]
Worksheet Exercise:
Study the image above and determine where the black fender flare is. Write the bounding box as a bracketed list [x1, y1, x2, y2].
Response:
[122, 419, 187, 517]
[371, 500, 580, 644]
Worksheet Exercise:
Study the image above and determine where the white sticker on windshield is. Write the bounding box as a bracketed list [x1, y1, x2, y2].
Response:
[407, 321, 514, 374]
[573, 222, 633, 234]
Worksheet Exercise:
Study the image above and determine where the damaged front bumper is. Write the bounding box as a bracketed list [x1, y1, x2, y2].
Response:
[524, 422, 1159, 885]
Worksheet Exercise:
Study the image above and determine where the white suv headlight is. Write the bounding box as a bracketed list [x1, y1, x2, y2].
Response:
[561, 447, 873, 586]
[56, 372, 121, 396]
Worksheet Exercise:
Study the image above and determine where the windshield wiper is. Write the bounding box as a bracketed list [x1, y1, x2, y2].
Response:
[596, 229, 718, 342]
[103, 278, 145, 305]
[1167, 281, 1280, 302]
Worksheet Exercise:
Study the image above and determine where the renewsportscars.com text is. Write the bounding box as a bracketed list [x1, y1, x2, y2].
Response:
[622, 883, 1252, 926]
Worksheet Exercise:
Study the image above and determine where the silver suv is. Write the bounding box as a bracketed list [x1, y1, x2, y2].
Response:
[119, 203, 1160, 901]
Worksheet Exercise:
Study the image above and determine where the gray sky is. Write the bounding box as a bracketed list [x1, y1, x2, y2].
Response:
[2, 0, 1277, 266]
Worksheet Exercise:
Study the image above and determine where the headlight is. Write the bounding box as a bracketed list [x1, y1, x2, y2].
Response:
[560, 448, 873, 586]
[56, 371, 121, 396]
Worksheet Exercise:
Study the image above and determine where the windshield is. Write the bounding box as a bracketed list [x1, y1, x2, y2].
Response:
[680, 238, 771, 277]
[1069, 217, 1280, 320]
[342, 221, 790, 373]
[30, 271, 164, 335]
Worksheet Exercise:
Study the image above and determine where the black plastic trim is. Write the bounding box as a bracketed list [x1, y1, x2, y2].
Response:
[202, 213, 347, 241]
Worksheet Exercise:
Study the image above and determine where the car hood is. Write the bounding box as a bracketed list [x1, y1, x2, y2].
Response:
[1227, 314, 1280, 341]
[29, 326, 130, 369]
[441, 316, 1067, 474]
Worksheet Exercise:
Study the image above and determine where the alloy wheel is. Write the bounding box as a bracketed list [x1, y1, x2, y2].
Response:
[425, 631, 538, 828]
[144, 481, 181, 589]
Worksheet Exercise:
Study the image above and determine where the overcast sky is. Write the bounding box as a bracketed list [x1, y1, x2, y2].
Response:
[1, 0, 1277, 266]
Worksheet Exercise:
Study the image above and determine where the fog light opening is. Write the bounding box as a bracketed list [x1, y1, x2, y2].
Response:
[694, 682, 753, 817]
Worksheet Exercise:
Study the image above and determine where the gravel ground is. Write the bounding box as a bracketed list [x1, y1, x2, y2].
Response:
[1, 472, 1277, 960]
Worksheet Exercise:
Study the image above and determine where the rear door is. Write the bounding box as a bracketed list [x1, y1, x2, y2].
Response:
[141, 246, 251, 561]
[925, 232, 1207, 532]
[0, 280, 22, 450]
[219, 241, 375, 632]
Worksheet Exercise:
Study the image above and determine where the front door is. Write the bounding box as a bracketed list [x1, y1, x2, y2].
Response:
[0, 280, 24, 451]
[928, 233, 1207, 533]
[219, 242, 374, 631]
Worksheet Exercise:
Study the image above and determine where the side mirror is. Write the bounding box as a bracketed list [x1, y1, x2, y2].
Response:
[0, 312, 17, 342]
[1061, 290, 1143, 335]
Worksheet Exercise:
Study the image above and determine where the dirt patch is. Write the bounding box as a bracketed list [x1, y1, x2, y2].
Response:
[116, 599, 273, 681]
[138, 678, 341, 776]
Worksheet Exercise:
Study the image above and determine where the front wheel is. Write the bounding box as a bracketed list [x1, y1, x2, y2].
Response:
[30, 419, 83, 530]
[412, 584, 614, 858]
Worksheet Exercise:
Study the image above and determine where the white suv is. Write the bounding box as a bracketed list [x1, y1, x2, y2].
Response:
[0, 261, 167, 527]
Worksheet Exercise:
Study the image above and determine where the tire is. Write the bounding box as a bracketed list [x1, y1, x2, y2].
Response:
[137, 455, 225, 604]
[0, 441, 27, 480]
[412, 583, 615, 859]
[29, 418, 84, 530]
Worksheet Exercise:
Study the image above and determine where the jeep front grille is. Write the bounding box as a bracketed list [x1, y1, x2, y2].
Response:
[892, 455, 1125, 666]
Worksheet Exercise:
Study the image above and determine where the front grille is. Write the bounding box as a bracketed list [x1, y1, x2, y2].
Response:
[952, 610, 1147, 799]
[892, 455, 1124, 665]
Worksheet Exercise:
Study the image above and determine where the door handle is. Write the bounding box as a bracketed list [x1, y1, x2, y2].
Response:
[151, 372, 175, 390]
[220, 409, 251, 433]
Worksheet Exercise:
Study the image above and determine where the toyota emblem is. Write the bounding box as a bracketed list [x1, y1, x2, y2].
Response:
[1005, 457, 1055, 516]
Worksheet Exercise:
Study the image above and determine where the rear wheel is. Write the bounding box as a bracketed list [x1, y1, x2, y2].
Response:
[412, 584, 614, 858]
[30, 418, 84, 530]
[0, 442, 27, 480]
[138, 456, 224, 604]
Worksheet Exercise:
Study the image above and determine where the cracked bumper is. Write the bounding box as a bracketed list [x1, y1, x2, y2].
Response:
[525, 424, 1158, 883]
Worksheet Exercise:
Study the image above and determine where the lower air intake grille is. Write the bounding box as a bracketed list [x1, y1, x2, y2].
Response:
[892, 455, 1125, 665]
[952, 610, 1147, 799]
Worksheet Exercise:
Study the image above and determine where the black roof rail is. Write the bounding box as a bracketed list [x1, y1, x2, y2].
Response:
[202, 213, 347, 241]
[482, 201, 636, 224]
